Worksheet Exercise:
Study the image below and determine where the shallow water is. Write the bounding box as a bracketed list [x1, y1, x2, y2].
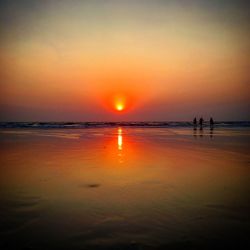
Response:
[0, 127, 249, 249]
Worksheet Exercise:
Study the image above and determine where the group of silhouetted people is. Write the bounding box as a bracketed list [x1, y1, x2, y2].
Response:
[193, 117, 214, 130]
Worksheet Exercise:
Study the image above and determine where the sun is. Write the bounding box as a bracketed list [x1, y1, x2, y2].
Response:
[109, 93, 129, 112]
[116, 103, 124, 111]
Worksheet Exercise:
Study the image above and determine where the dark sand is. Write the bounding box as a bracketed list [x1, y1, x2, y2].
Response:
[0, 127, 249, 249]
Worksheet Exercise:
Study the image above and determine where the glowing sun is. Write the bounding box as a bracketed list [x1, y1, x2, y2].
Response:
[116, 103, 124, 111]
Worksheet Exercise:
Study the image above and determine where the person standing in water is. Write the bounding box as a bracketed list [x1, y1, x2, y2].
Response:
[193, 117, 197, 129]
[199, 117, 204, 129]
[210, 117, 214, 129]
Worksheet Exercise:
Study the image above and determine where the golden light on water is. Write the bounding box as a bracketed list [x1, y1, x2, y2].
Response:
[118, 128, 123, 150]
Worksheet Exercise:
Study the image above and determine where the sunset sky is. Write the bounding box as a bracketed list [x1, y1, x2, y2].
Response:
[0, 0, 249, 121]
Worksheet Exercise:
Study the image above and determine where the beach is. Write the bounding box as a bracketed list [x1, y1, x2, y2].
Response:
[0, 126, 249, 249]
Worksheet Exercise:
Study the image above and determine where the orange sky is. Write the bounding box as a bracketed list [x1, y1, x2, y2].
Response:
[0, 0, 249, 121]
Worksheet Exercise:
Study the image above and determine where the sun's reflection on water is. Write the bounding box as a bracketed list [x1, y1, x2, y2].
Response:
[117, 128, 123, 163]
[118, 128, 123, 151]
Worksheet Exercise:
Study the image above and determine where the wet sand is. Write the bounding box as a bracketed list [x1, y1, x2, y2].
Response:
[0, 127, 249, 249]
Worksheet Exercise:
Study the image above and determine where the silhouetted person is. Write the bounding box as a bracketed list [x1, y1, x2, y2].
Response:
[210, 117, 214, 130]
[193, 117, 197, 129]
[199, 117, 204, 130]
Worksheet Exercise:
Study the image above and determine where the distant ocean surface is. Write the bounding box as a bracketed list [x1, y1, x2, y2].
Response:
[0, 121, 249, 129]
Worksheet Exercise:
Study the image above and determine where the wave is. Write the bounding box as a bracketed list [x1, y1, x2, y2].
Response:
[0, 121, 249, 129]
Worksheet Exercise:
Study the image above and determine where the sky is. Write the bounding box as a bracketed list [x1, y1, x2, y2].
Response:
[0, 0, 249, 121]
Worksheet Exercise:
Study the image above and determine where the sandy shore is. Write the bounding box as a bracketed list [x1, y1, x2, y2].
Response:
[0, 127, 249, 249]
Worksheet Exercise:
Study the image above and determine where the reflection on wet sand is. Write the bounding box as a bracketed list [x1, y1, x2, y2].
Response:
[117, 127, 123, 151]
[0, 128, 249, 249]
[210, 127, 214, 138]
[193, 127, 214, 139]
[117, 128, 123, 163]
[193, 127, 197, 138]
